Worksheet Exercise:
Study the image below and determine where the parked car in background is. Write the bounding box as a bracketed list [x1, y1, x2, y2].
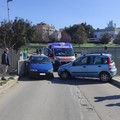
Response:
[27, 54, 54, 79]
[58, 53, 117, 82]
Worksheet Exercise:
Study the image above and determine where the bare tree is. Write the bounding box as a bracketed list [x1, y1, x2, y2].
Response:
[60, 30, 71, 42]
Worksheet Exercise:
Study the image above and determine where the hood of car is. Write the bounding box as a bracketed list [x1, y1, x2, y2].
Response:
[59, 62, 72, 69]
[29, 63, 53, 72]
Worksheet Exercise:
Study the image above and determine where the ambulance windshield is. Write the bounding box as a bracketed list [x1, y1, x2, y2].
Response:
[54, 48, 74, 56]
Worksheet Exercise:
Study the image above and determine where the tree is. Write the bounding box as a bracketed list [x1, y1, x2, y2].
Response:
[81, 22, 94, 38]
[65, 24, 80, 42]
[49, 34, 57, 42]
[1, 20, 12, 48]
[33, 25, 43, 43]
[64, 23, 94, 43]
[99, 33, 111, 44]
[114, 32, 120, 44]
[12, 18, 35, 49]
[73, 25, 87, 45]
[60, 30, 71, 42]
[0, 18, 35, 50]
[106, 21, 115, 29]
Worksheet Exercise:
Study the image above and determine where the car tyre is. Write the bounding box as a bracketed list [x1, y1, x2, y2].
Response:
[99, 72, 111, 82]
[60, 71, 71, 80]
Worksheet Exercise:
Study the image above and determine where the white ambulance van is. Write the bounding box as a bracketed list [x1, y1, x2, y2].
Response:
[43, 42, 76, 70]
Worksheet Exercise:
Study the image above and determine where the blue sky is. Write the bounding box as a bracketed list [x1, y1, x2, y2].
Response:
[0, 0, 120, 30]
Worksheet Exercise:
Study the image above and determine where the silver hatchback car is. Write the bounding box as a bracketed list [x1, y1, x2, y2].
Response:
[58, 53, 117, 82]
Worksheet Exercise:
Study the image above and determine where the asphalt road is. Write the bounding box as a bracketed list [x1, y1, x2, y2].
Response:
[0, 73, 119, 120]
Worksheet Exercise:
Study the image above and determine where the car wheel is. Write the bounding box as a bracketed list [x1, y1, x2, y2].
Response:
[99, 72, 111, 82]
[60, 71, 70, 80]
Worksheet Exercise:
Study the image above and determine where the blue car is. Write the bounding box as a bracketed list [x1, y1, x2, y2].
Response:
[58, 53, 117, 82]
[28, 55, 54, 79]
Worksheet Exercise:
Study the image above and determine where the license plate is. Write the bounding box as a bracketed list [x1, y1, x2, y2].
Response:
[40, 73, 45, 75]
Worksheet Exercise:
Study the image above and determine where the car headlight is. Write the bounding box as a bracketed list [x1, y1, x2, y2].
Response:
[30, 69, 38, 71]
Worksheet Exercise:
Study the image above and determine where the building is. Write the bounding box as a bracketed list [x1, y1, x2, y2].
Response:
[34, 22, 61, 42]
[89, 21, 120, 43]
[51, 30, 62, 41]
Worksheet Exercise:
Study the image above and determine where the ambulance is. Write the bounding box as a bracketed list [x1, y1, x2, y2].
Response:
[43, 42, 76, 70]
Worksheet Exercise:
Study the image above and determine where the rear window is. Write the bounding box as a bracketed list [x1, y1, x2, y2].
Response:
[93, 55, 114, 65]
[94, 56, 108, 64]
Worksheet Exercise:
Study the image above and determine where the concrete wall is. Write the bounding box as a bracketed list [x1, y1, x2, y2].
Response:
[18, 60, 26, 77]
[0, 49, 20, 74]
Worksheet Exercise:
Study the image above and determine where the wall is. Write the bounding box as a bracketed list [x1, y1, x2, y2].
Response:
[0, 49, 20, 74]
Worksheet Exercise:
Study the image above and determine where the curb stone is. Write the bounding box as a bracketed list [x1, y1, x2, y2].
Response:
[112, 76, 120, 88]
[0, 76, 19, 94]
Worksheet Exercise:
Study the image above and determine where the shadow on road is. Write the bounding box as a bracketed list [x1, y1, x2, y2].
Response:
[19, 75, 120, 89]
[51, 77, 105, 86]
[110, 79, 120, 89]
[94, 95, 120, 107]
[19, 76, 105, 86]
[18, 76, 54, 81]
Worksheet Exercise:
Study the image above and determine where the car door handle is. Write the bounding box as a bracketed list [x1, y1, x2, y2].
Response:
[98, 65, 101, 67]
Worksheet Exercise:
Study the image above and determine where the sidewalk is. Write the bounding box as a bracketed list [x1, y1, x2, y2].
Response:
[112, 76, 120, 88]
[0, 75, 19, 94]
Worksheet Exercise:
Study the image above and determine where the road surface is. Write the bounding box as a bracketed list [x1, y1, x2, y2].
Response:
[0, 73, 119, 120]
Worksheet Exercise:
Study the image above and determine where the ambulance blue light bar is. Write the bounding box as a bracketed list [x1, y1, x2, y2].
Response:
[48, 42, 72, 48]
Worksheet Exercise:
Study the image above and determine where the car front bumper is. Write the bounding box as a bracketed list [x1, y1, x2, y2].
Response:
[29, 71, 53, 79]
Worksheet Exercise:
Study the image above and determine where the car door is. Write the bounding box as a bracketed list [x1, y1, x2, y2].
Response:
[86, 56, 110, 77]
[69, 56, 88, 77]
[90, 56, 104, 77]
[82, 56, 95, 77]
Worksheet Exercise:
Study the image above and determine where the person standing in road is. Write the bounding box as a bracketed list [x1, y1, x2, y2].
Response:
[1, 48, 10, 80]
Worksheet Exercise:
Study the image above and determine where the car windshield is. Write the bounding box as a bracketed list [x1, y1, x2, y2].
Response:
[30, 56, 51, 64]
[54, 48, 74, 56]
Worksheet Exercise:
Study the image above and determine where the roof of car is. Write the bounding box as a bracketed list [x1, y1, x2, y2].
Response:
[83, 53, 111, 57]
[30, 54, 47, 57]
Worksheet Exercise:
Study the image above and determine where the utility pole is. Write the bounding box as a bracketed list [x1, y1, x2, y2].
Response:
[7, 0, 13, 21]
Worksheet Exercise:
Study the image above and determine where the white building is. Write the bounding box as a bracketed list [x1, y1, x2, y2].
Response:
[51, 30, 62, 41]
[36, 22, 56, 35]
[89, 21, 120, 42]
